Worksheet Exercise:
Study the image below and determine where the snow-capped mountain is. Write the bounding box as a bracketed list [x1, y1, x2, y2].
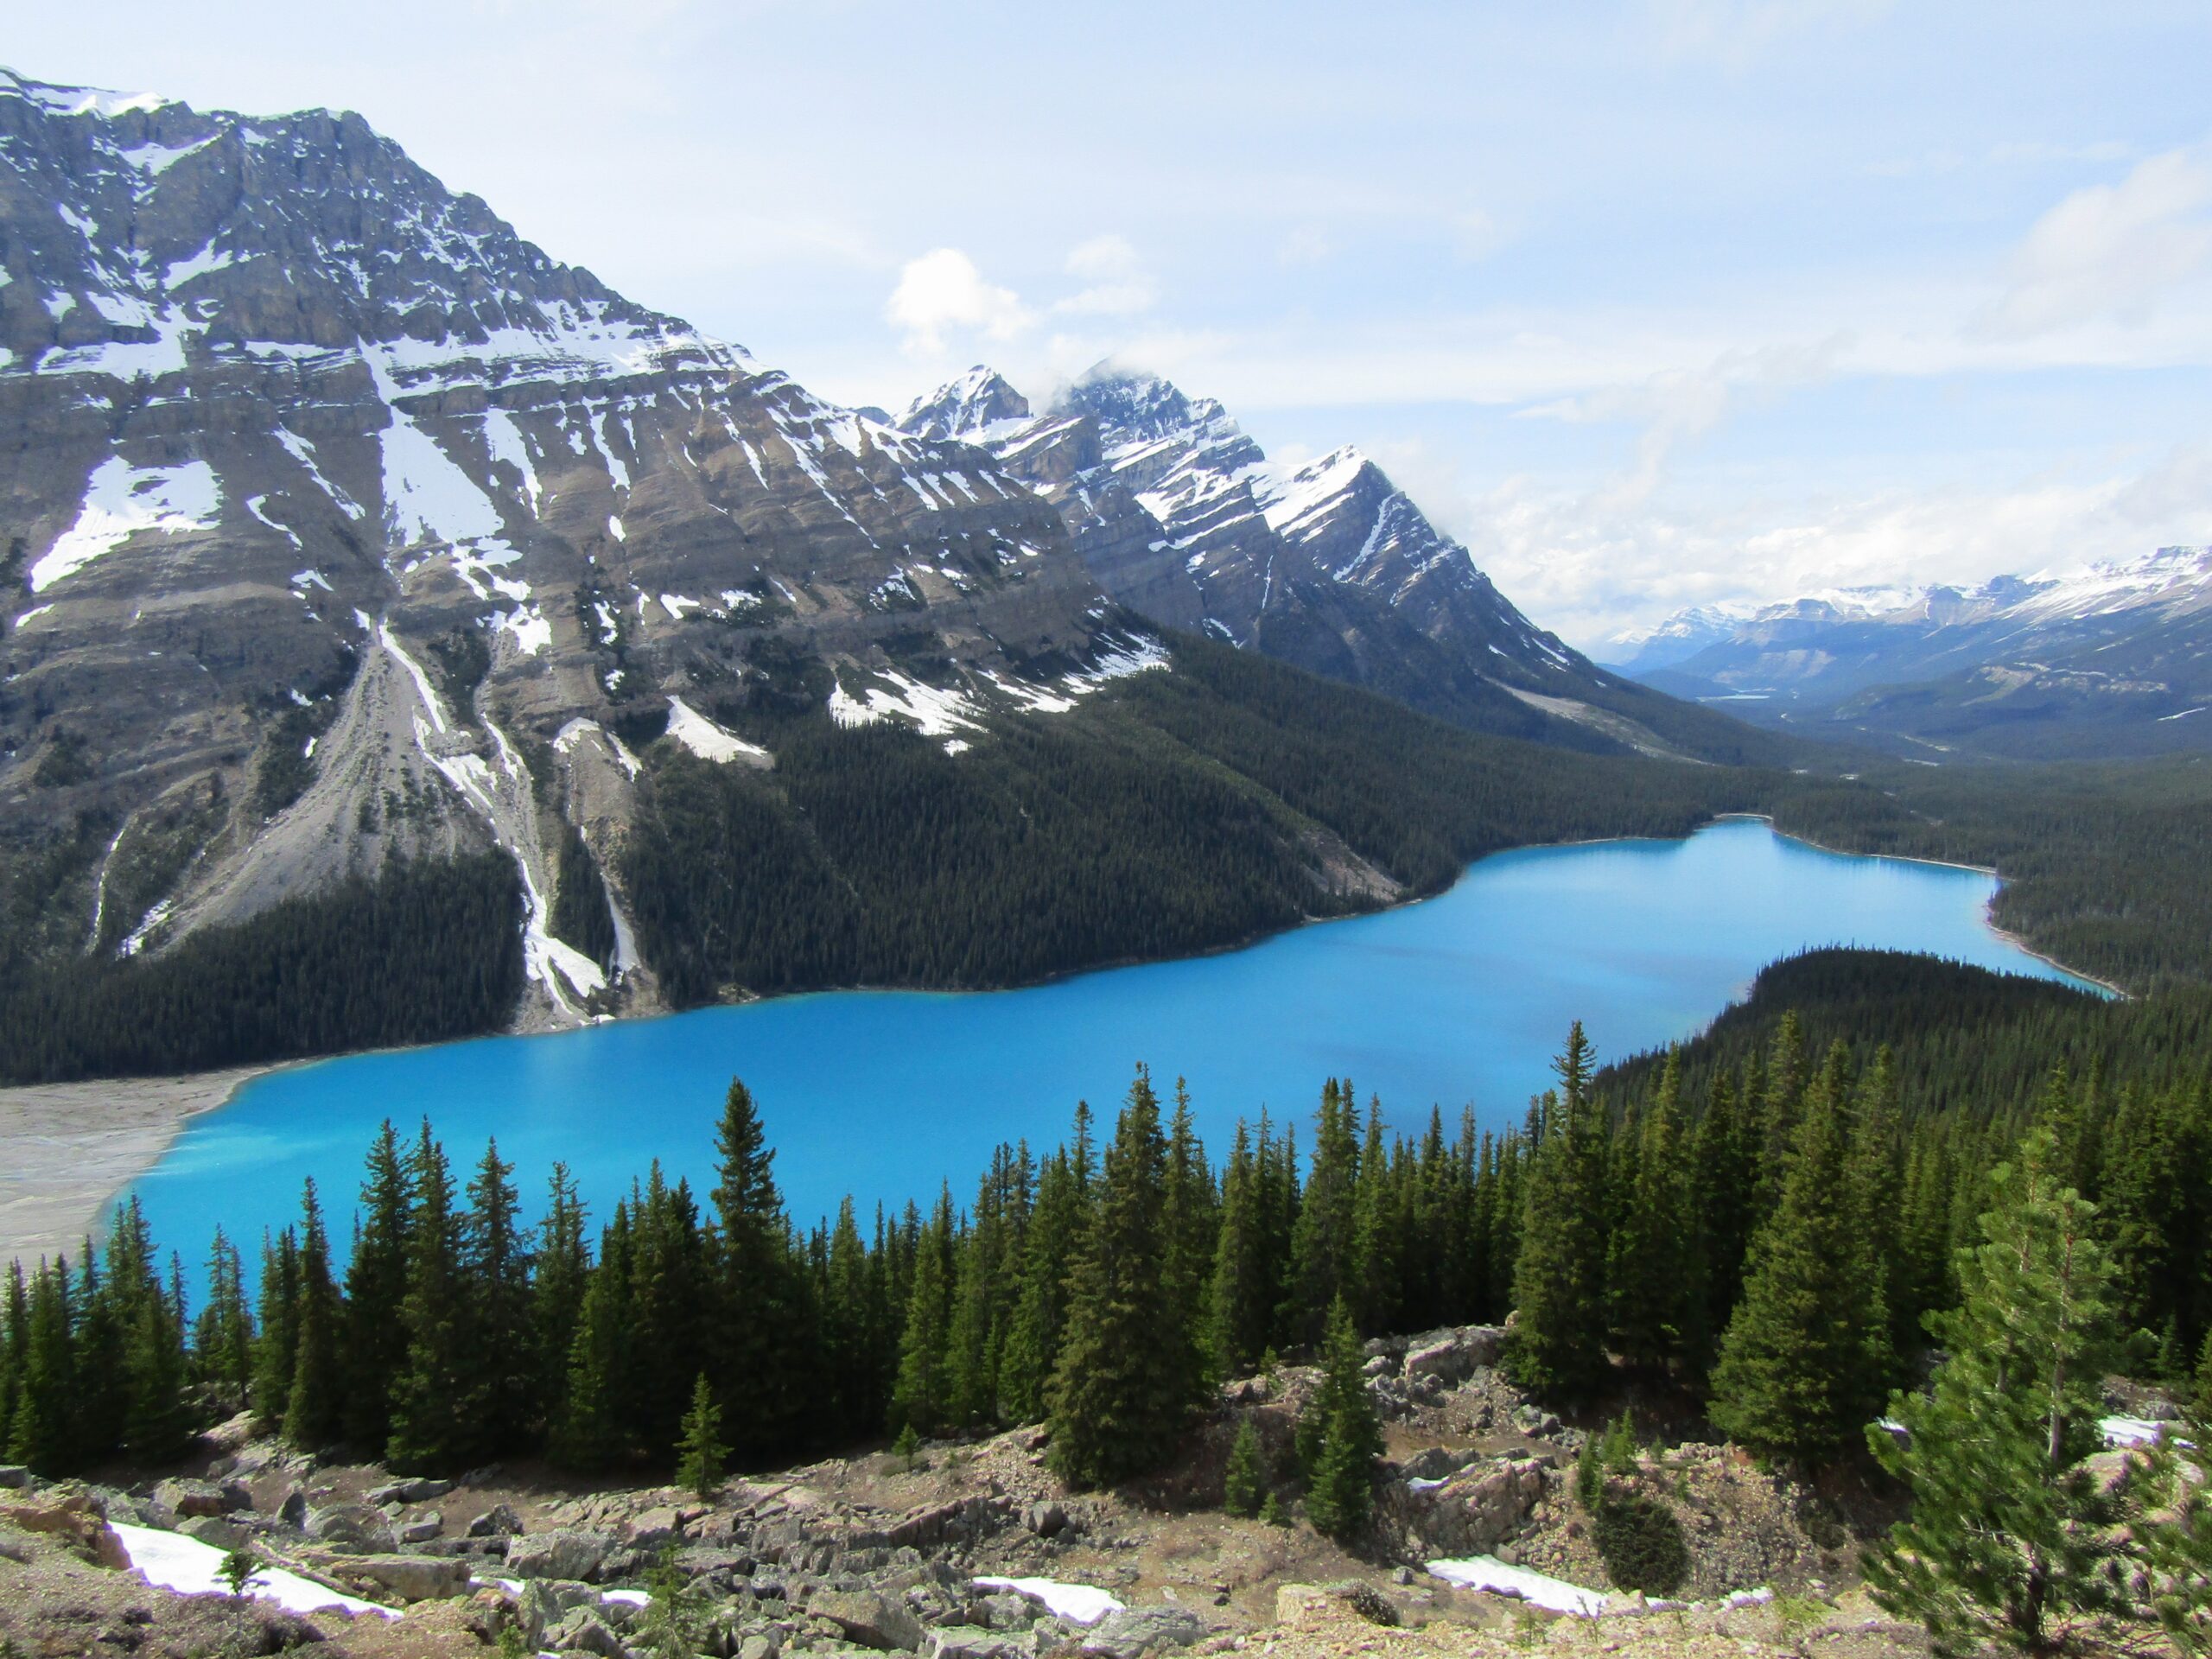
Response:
[0, 71, 1148, 1019]
[1618, 548, 2212, 757]
[901, 365, 1762, 760]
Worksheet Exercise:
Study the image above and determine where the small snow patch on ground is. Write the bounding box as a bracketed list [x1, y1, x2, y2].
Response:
[972, 1577, 1122, 1626]
[1427, 1556, 1606, 1617]
[111, 1522, 397, 1619]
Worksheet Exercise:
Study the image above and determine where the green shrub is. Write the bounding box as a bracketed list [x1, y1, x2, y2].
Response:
[1593, 1493, 1689, 1595]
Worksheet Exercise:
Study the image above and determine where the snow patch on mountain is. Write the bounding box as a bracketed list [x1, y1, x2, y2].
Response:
[30, 455, 222, 592]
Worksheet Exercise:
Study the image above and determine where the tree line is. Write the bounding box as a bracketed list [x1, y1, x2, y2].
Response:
[5, 997, 2203, 1496]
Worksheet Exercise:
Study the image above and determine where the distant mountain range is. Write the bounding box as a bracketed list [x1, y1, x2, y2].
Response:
[1606, 548, 2212, 758]
[901, 365, 1777, 765]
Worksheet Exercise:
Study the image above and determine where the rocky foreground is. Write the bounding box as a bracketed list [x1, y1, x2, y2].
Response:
[0, 1325, 1936, 1659]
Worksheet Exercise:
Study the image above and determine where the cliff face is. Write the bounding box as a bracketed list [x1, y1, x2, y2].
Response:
[0, 72, 1143, 1019]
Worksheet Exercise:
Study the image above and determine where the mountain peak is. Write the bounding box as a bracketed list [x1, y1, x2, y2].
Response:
[900, 365, 1032, 442]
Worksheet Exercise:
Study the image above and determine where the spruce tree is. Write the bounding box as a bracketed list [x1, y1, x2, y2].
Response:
[1506, 1024, 1611, 1400]
[555, 1205, 634, 1471]
[1285, 1080, 1359, 1347]
[711, 1079, 806, 1459]
[8, 1259, 77, 1472]
[531, 1164, 589, 1431]
[281, 1181, 344, 1452]
[1302, 1296, 1381, 1541]
[1001, 1148, 1085, 1423]
[343, 1121, 411, 1451]
[1047, 1069, 1195, 1488]
[1222, 1418, 1264, 1517]
[1608, 1052, 1690, 1375]
[1207, 1125, 1273, 1378]
[1709, 1060, 1890, 1468]
[194, 1229, 254, 1408]
[386, 1123, 472, 1470]
[892, 1187, 956, 1434]
[250, 1230, 300, 1433]
[675, 1372, 727, 1499]
[461, 1139, 533, 1459]
[1866, 1131, 2159, 1657]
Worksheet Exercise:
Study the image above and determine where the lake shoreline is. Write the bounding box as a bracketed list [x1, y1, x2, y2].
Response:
[0, 815, 2118, 1265]
[0, 1065, 271, 1269]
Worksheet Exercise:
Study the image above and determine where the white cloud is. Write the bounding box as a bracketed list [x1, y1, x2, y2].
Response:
[1055, 234, 1158, 317]
[885, 248, 1033, 356]
[1980, 145, 2212, 338]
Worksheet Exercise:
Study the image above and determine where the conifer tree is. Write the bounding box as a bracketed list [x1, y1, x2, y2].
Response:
[250, 1230, 300, 1433]
[1350, 1100, 1399, 1334]
[1160, 1079, 1215, 1396]
[1222, 1418, 1264, 1517]
[1286, 1080, 1359, 1347]
[0, 1263, 26, 1458]
[1001, 1149, 1085, 1424]
[675, 1372, 727, 1499]
[281, 1181, 344, 1452]
[711, 1078, 804, 1455]
[1866, 1131, 2159, 1657]
[1608, 1052, 1690, 1375]
[344, 1121, 411, 1451]
[8, 1258, 76, 1471]
[531, 1164, 589, 1430]
[386, 1123, 472, 1470]
[1302, 1297, 1381, 1541]
[555, 1205, 634, 1471]
[1048, 1069, 1195, 1488]
[1507, 1024, 1611, 1400]
[461, 1139, 533, 1459]
[893, 1187, 957, 1433]
[194, 1229, 254, 1408]
[1709, 1060, 1890, 1468]
[1207, 1125, 1273, 1378]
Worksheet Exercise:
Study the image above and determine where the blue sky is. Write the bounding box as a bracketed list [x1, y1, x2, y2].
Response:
[14, 1, 2212, 645]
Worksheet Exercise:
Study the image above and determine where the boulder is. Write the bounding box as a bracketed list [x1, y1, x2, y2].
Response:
[811, 1587, 927, 1651]
[506, 1528, 613, 1582]
[625, 1503, 685, 1549]
[931, 1626, 1033, 1659]
[1080, 1608, 1208, 1659]
[468, 1502, 524, 1538]
[331, 1551, 469, 1602]
[1021, 1502, 1067, 1537]
[367, 1476, 454, 1506]
[0, 1465, 33, 1491]
[153, 1478, 239, 1519]
[0, 1490, 128, 1567]
[739, 1633, 781, 1659]
[398, 1514, 442, 1544]
[277, 1489, 310, 1530]
[179, 1513, 250, 1553]
[306, 1502, 398, 1555]
[550, 1606, 623, 1656]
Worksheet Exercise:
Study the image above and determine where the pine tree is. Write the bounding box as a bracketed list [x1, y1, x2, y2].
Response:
[8, 1258, 77, 1472]
[675, 1372, 728, 1499]
[2141, 1330, 2212, 1654]
[892, 1187, 956, 1434]
[1001, 1124, 1092, 1423]
[555, 1205, 634, 1471]
[1048, 1068, 1196, 1488]
[1608, 1052, 1690, 1375]
[711, 1079, 806, 1459]
[1222, 1418, 1264, 1517]
[386, 1122, 473, 1470]
[250, 1230, 300, 1433]
[193, 1229, 254, 1409]
[343, 1121, 412, 1451]
[1507, 1024, 1611, 1400]
[1160, 1079, 1214, 1401]
[1350, 1100, 1399, 1334]
[1302, 1296, 1381, 1542]
[461, 1139, 533, 1459]
[281, 1181, 344, 1452]
[1285, 1080, 1359, 1347]
[1709, 1059, 1891, 1468]
[0, 1263, 27, 1459]
[1207, 1124, 1273, 1378]
[531, 1164, 589, 1432]
[1866, 1130, 2160, 1657]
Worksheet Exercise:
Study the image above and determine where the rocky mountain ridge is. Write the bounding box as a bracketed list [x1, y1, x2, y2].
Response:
[900, 367, 1775, 765]
[0, 69, 1160, 1021]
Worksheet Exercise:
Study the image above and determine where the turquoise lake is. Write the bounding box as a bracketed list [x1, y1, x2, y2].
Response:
[124, 818, 2103, 1254]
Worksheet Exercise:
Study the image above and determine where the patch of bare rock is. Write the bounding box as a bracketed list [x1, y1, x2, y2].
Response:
[0, 1326, 1927, 1659]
